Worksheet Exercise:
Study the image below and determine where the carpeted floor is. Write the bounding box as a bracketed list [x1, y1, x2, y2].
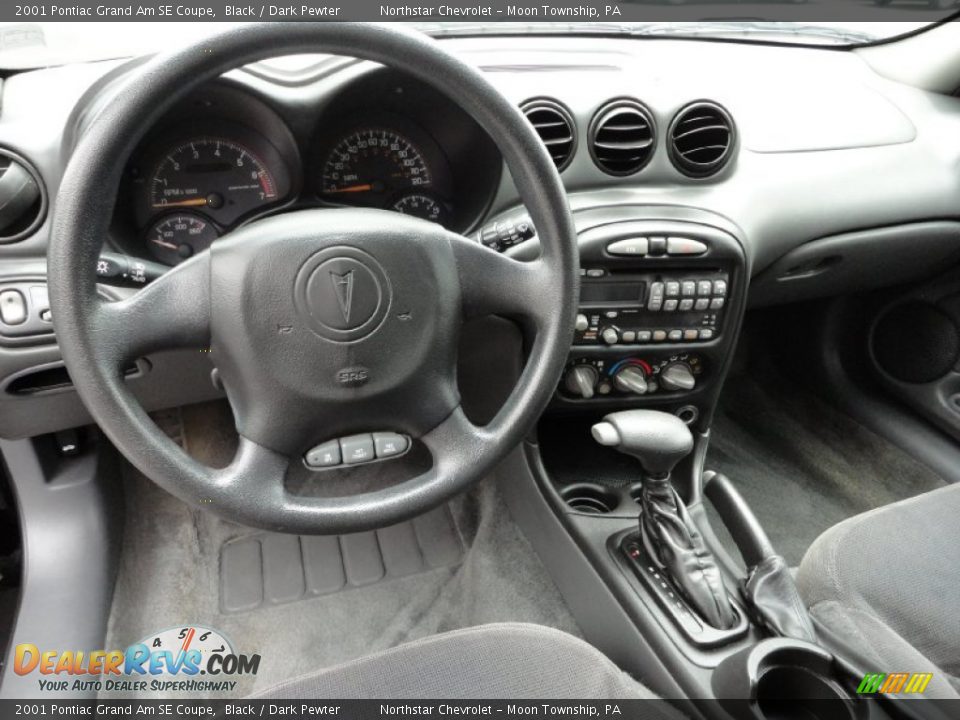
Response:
[103, 404, 579, 698]
[705, 354, 947, 567]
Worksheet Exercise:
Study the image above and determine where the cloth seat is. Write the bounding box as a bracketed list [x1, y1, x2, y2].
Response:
[252, 622, 662, 700]
[797, 483, 960, 699]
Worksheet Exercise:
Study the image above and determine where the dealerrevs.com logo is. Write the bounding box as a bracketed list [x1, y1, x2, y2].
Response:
[14, 626, 260, 694]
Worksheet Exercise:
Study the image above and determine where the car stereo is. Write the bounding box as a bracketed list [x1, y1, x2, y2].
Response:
[575, 268, 729, 346]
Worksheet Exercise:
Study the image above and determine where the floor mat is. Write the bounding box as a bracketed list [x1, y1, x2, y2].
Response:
[103, 404, 580, 698]
[705, 355, 947, 567]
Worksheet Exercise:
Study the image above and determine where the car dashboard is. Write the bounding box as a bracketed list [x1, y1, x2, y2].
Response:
[1, 33, 960, 440]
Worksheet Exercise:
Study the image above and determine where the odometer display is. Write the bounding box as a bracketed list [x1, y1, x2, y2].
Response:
[149, 137, 278, 221]
[320, 129, 432, 204]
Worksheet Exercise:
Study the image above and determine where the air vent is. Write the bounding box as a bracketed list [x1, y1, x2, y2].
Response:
[668, 101, 735, 178]
[521, 99, 576, 172]
[589, 100, 656, 176]
[0, 149, 46, 243]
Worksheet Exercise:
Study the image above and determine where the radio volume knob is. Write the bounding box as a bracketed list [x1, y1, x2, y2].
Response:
[660, 362, 696, 392]
[575, 313, 589, 332]
[564, 365, 599, 399]
[613, 365, 649, 395]
[601, 327, 620, 345]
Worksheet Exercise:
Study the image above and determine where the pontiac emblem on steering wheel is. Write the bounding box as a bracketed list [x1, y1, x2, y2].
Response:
[330, 270, 355, 323]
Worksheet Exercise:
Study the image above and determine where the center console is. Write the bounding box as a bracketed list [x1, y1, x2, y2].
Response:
[495, 205, 894, 719]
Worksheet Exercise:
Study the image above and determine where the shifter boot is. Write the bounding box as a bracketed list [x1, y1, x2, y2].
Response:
[593, 410, 737, 630]
[638, 476, 738, 630]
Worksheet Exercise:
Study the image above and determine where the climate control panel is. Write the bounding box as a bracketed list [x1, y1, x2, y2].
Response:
[561, 353, 706, 400]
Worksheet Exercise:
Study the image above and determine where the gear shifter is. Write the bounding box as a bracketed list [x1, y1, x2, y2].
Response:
[592, 410, 737, 630]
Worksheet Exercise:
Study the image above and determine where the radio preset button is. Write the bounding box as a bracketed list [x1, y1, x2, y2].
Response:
[668, 330, 683, 342]
[699, 329, 715, 340]
[637, 330, 652, 342]
[606, 237, 649, 256]
[667, 237, 708, 256]
[622, 330, 637, 343]
[653, 330, 667, 342]
[683, 329, 700, 341]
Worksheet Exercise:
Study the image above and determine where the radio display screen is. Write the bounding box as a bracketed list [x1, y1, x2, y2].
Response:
[580, 282, 645, 304]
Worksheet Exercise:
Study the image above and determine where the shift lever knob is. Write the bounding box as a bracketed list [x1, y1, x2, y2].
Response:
[592, 410, 693, 477]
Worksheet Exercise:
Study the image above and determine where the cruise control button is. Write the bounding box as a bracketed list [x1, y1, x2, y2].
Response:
[374, 432, 409, 459]
[340, 434, 375, 465]
[607, 237, 648, 256]
[667, 237, 708, 255]
[305, 440, 342, 468]
[0, 290, 26, 325]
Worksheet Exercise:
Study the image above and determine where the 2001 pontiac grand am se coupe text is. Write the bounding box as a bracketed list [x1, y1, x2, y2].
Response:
[1, 13, 960, 720]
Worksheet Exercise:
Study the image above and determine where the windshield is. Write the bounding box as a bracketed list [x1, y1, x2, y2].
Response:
[0, 19, 948, 70]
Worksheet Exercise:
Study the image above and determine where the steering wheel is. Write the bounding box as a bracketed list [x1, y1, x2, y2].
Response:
[47, 24, 578, 534]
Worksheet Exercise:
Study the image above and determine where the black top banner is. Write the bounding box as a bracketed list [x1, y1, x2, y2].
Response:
[3, 0, 959, 23]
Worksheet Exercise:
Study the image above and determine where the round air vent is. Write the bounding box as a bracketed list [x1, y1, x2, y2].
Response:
[0, 149, 46, 243]
[668, 101, 736, 178]
[521, 99, 576, 172]
[588, 99, 656, 176]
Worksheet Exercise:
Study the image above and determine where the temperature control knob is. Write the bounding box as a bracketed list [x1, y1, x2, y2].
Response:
[600, 327, 620, 345]
[564, 365, 599, 399]
[660, 362, 696, 392]
[613, 365, 649, 395]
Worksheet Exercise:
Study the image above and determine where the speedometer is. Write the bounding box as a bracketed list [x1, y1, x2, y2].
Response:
[149, 137, 278, 220]
[320, 129, 432, 204]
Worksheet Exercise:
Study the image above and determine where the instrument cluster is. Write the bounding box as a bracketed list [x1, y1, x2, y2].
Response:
[115, 72, 501, 266]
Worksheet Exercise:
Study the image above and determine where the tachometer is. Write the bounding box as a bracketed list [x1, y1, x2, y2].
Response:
[146, 213, 218, 266]
[320, 129, 431, 204]
[149, 137, 277, 219]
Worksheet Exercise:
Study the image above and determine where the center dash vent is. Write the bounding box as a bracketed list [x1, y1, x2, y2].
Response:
[588, 99, 656, 176]
[521, 99, 576, 172]
[668, 101, 735, 178]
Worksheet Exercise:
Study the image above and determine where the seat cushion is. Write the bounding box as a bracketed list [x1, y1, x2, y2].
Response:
[797, 483, 960, 698]
[252, 622, 663, 701]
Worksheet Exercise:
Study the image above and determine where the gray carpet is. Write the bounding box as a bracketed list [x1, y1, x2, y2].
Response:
[103, 404, 579, 698]
[705, 356, 947, 567]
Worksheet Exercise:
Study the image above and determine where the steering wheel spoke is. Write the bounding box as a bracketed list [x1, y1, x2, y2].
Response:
[449, 234, 551, 328]
[91, 253, 211, 367]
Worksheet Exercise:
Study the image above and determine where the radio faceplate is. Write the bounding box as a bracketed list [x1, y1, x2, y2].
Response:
[576, 268, 730, 347]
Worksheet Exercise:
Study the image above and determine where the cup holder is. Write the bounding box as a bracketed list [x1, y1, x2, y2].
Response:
[756, 666, 854, 720]
[560, 483, 619, 514]
[713, 639, 865, 720]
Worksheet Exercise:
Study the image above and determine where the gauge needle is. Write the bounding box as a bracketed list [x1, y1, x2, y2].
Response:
[152, 198, 209, 208]
[151, 238, 178, 250]
[326, 184, 374, 194]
